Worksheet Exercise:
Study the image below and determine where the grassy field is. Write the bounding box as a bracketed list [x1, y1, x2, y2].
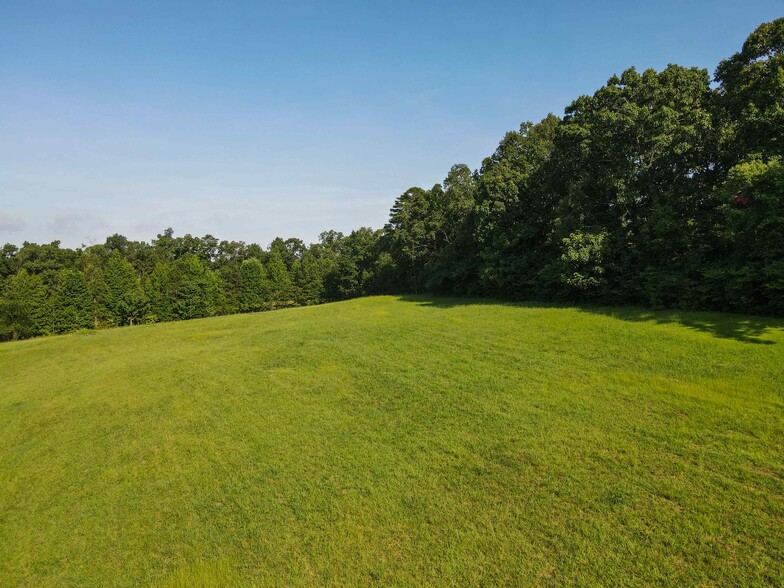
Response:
[0, 296, 782, 586]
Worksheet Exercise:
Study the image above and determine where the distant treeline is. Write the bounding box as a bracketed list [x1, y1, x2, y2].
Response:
[1, 19, 783, 341]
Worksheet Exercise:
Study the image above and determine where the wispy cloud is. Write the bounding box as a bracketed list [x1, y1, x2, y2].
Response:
[0, 215, 26, 232]
[49, 214, 109, 234]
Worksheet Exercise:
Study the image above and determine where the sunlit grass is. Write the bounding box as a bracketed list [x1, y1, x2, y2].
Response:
[0, 296, 782, 586]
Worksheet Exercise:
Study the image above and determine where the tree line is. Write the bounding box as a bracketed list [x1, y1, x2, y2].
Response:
[1, 19, 782, 341]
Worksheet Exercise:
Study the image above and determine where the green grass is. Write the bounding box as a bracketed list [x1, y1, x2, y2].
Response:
[1, 295, 783, 586]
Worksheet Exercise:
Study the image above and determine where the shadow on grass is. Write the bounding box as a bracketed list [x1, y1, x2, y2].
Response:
[398, 295, 782, 345]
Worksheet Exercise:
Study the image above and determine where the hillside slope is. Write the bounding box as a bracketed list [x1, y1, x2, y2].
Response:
[1, 296, 783, 586]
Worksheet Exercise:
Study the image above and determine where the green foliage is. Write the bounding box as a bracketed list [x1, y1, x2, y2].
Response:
[716, 17, 784, 159]
[372, 251, 398, 293]
[269, 236, 305, 269]
[552, 65, 716, 303]
[146, 262, 174, 322]
[385, 186, 435, 293]
[559, 231, 608, 293]
[266, 251, 294, 305]
[169, 254, 219, 320]
[52, 269, 93, 333]
[320, 227, 380, 300]
[715, 157, 784, 313]
[472, 115, 560, 296]
[238, 257, 270, 312]
[0, 244, 19, 282]
[104, 252, 148, 326]
[293, 251, 326, 305]
[324, 255, 359, 300]
[0, 270, 50, 340]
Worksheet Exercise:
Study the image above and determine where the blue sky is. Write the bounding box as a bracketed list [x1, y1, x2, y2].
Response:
[1, 1, 781, 248]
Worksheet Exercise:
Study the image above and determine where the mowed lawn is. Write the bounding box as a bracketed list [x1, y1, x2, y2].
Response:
[0, 296, 782, 586]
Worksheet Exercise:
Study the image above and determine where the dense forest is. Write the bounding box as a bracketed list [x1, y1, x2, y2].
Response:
[1, 18, 782, 341]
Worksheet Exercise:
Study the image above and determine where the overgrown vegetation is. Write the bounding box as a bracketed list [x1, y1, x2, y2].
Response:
[1, 296, 782, 586]
[2, 19, 783, 341]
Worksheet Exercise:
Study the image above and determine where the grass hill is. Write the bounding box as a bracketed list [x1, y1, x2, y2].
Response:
[1, 296, 782, 586]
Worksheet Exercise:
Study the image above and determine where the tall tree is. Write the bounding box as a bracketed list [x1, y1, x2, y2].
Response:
[715, 17, 784, 161]
[384, 186, 438, 293]
[550, 66, 716, 305]
[169, 254, 219, 320]
[0, 270, 50, 340]
[146, 262, 174, 322]
[0, 244, 19, 282]
[293, 251, 327, 305]
[239, 258, 270, 312]
[269, 237, 306, 269]
[707, 18, 784, 312]
[266, 251, 294, 305]
[53, 269, 93, 333]
[709, 157, 784, 313]
[472, 115, 560, 297]
[105, 251, 148, 326]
